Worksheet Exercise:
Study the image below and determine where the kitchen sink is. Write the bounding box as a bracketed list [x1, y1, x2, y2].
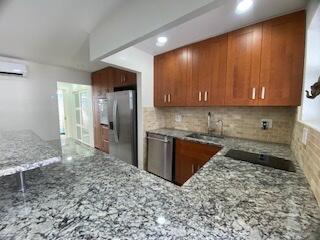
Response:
[186, 133, 224, 141]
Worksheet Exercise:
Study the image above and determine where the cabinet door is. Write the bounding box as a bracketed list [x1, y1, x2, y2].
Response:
[187, 40, 211, 106]
[112, 68, 123, 88]
[123, 71, 136, 86]
[154, 54, 167, 107]
[188, 36, 227, 106]
[259, 11, 305, 106]
[209, 36, 228, 105]
[175, 140, 196, 186]
[225, 24, 262, 106]
[175, 139, 222, 186]
[101, 126, 109, 153]
[169, 47, 188, 106]
[94, 125, 103, 150]
[111, 68, 136, 88]
[92, 98, 103, 150]
[92, 71, 104, 98]
[154, 48, 188, 107]
[102, 68, 113, 93]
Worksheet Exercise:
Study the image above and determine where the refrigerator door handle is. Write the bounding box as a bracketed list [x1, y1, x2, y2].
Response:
[113, 99, 119, 143]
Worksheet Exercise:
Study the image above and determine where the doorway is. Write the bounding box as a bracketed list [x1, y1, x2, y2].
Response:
[57, 82, 94, 147]
[57, 89, 67, 135]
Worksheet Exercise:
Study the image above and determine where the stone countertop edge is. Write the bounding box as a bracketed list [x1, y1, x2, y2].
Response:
[0, 156, 62, 177]
[146, 128, 301, 177]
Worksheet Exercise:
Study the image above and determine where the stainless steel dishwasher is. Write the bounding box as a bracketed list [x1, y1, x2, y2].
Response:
[147, 133, 173, 181]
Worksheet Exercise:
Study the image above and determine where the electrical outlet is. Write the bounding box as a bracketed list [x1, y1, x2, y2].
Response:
[175, 114, 182, 123]
[261, 119, 273, 130]
[302, 127, 309, 145]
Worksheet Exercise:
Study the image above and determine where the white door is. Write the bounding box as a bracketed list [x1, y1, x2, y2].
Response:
[74, 90, 91, 145]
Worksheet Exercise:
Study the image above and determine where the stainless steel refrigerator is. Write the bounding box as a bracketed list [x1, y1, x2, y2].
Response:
[98, 90, 137, 166]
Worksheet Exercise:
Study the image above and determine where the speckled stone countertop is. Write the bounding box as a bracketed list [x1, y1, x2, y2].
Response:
[0, 130, 61, 176]
[0, 131, 319, 239]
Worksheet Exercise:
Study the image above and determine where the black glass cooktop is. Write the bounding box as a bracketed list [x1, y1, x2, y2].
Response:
[225, 149, 296, 172]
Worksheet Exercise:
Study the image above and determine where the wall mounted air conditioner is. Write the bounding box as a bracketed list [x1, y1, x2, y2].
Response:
[0, 61, 28, 77]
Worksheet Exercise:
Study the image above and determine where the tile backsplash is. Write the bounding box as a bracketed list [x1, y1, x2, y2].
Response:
[144, 107, 296, 145]
[291, 121, 320, 206]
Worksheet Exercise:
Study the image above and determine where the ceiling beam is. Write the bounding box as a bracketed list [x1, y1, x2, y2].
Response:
[89, 0, 225, 61]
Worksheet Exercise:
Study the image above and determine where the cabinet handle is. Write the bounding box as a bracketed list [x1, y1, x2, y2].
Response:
[261, 87, 266, 99]
[168, 94, 171, 103]
[252, 87, 256, 100]
[123, 75, 126, 83]
[204, 91, 208, 102]
[191, 164, 194, 174]
[198, 92, 202, 102]
[164, 94, 167, 103]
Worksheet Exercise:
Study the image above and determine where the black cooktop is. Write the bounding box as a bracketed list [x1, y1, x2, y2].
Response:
[225, 149, 296, 172]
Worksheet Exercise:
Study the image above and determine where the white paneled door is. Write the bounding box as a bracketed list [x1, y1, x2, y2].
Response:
[74, 90, 91, 145]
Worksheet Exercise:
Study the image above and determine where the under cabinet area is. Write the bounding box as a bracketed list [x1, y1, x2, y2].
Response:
[175, 139, 222, 186]
[154, 10, 305, 107]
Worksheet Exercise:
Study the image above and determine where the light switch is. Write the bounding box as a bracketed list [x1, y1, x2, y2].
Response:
[302, 127, 309, 145]
[175, 114, 182, 123]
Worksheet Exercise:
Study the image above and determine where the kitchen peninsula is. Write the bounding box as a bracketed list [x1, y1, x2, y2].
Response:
[0, 130, 61, 191]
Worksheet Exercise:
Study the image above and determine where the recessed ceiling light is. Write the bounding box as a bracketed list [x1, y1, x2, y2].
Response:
[235, 0, 253, 15]
[156, 36, 168, 47]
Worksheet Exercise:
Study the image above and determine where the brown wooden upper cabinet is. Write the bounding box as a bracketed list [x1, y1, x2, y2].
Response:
[113, 67, 137, 88]
[154, 10, 306, 107]
[225, 24, 262, 106]
[188, 35, 228, 106]
[154, 47, 188, 106]
[259, 11, 305, 106]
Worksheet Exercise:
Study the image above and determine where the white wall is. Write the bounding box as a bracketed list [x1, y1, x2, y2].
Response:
[301, 0, 320, 130]
[102, 47, 154, 169]
[0, 57, 90, 141]
[90, 0, 219, 60]
[102, 47, 154, 107]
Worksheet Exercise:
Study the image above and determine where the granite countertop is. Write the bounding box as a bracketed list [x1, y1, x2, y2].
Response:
[0, 130, 61, 176]
[0, 131, 319, 239]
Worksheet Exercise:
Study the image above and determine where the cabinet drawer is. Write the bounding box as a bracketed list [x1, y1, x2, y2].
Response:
[101, 126, 109, 141]
[102, 139, 109, 153]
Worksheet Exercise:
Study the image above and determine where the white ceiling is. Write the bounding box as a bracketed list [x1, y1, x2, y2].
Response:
[0, 0, 308, 72]
[136, 0, 308, 56]
[0, 0, 127, 72]
[310, 4, 320, 30]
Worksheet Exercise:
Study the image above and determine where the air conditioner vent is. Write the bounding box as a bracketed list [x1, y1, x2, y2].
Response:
[0, 61, 27, 77]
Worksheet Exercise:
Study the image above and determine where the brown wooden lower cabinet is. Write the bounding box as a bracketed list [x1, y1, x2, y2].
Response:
[101, 126, 109, 153]
[175, 139, 222, 186]
[102, 139, 109, 153]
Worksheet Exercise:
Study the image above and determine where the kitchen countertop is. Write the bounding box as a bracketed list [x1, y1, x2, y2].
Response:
[0, 130, 319, 239]
[0, 130, 61, 176]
